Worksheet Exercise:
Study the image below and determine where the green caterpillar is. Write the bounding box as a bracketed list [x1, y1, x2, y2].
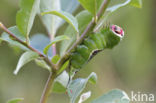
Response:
[70, 25, 124, 69]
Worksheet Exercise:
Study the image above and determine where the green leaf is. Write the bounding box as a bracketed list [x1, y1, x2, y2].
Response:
[78, 91, 91, 103]
[107, 0, 131, 12]
[16, 0, 40, 37]
[78, 0, 103, 16]
[7, 98, 24, 103]
[14, 51, 39, 75]
[43, 35, 69, 55]
[60, 10, 93, 56]
[61, 0, 79, 13]
[91, 89, 130, 103]
[35, 59, 51, 71]
[1, 26, 28, 50]
[52, 71, 69, 93]
[41, 10, 79, 33]
[67, 72, 97, 103]
[55, 71, 69, 87]
[57, 60, 69, 75]
[52, 81, 66, 93]
[107, 0, 142, 13]
[88, 72, 97, 84]
[51, 55, 60, 64]
[130, 0, 142, 8]
[40, 0, 62, 36]
[51, 55, 69, 75]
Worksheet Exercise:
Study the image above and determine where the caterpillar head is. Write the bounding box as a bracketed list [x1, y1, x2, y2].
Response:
[111, 25, 124, 38]
[101, 24, 124, 48]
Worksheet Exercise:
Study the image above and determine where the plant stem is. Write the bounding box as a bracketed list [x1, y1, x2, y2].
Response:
[56, 0, 110, 70]
[50, 34, 56, 56]
[0, 1, 110, 103]
[52, 44, 56, 55]
[0, 22, 58, 103]
[38, 15, 57, 56]
[40, 72, 57, 103]
[0, 22, 56, 71]
[40, 17, 57, 103]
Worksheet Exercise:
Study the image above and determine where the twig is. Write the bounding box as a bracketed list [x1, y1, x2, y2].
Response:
[40, 21, 57, 103]
[39, 15, 57, 56]
[52, 44, 56, 55]
[0, 22, 56, 71]
[50, 35, 56, 56]
[0, 22, 58, 103]
[0, 1, 110, 103]
[56, 0, 110, 69]
[40, 72, 57, 103]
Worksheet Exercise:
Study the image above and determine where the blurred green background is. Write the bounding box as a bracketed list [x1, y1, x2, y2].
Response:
[0, 0, 156, 103]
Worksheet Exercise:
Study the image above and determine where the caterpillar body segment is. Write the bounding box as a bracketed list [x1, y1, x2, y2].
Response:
[70, 25, 124, 70]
